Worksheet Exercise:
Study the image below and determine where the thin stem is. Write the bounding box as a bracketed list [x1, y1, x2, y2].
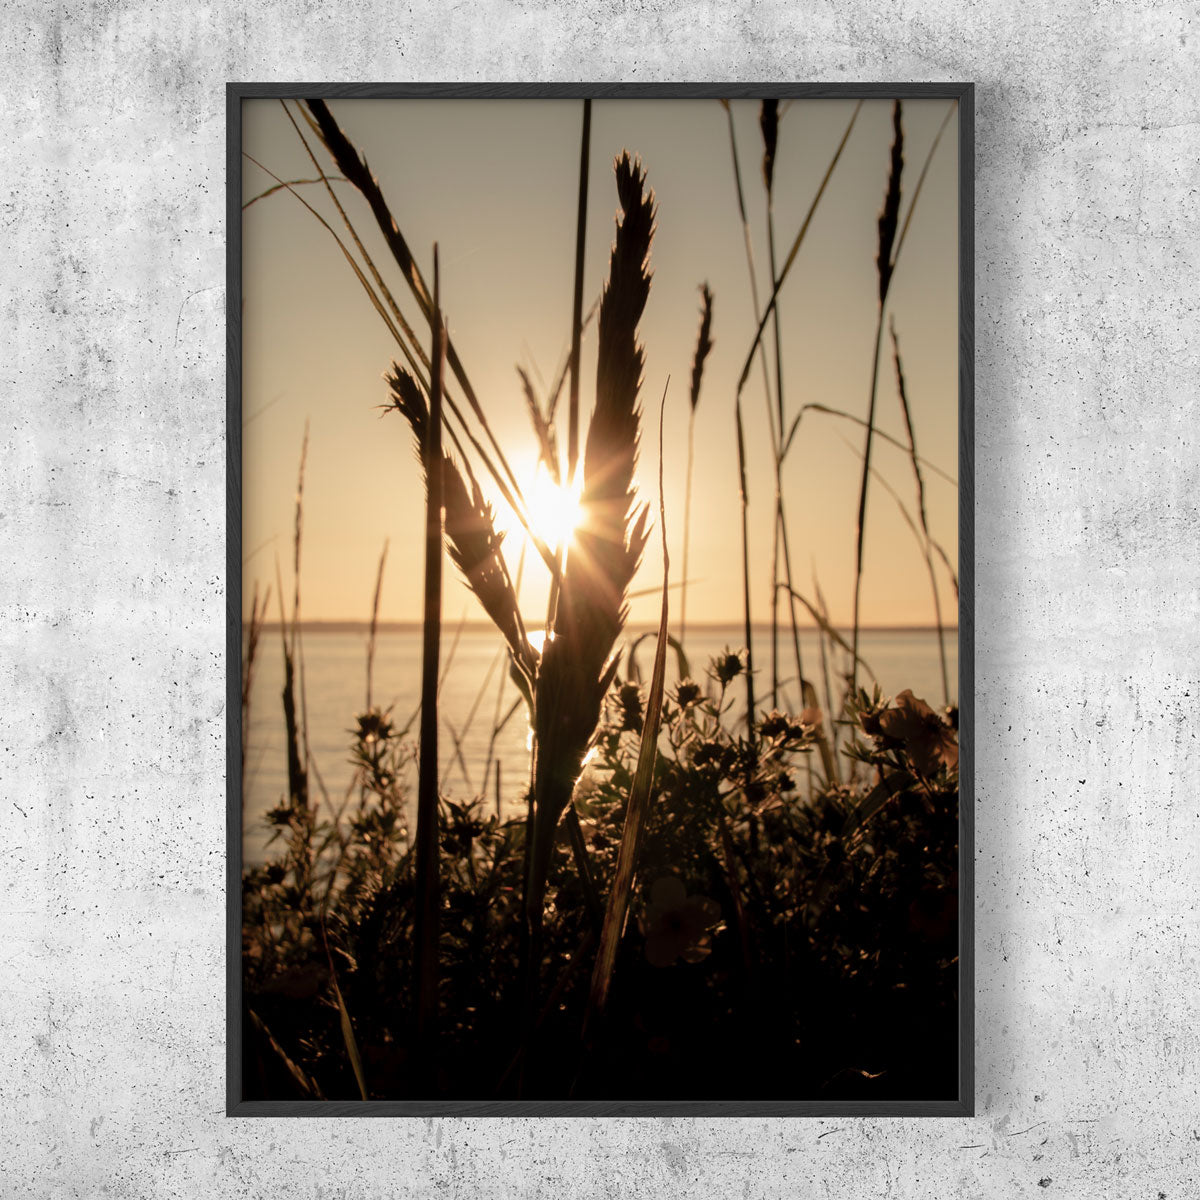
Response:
[891, 318, 950, 705]
[735, 400, 757, 749]
[567, 99, 592, 482]
[681, 409, 695, 645]
[413, 247, 445, 1075]
[735, 101, 864, 397]
[365, 540, 388, 712]
[766, 201, 785, 708]
[724, 104, 779, 450]
[851, 101, 953, 695]
[851, 307, 887, 692]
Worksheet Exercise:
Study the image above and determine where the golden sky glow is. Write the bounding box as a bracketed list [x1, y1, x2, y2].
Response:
[241, 97, 959, 628]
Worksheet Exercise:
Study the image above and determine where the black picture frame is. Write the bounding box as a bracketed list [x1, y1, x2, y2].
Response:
[227, 80, 975, 1117]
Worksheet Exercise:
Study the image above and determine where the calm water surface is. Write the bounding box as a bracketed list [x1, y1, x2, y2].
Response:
[242, 626, 958, 862]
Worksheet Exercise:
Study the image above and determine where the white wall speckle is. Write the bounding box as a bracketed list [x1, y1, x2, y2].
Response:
[3, 3, 1198, 1197]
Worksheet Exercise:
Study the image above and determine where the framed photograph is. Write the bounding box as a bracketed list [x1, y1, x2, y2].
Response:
[228, 82, 973, 1116]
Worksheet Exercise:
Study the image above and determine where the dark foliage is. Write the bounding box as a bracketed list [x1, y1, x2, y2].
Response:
[243, 658, 959, 1101]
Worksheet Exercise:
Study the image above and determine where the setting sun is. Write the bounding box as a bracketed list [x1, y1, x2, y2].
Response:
[530, 472, 583, 550]
[502, 469, 583, 554]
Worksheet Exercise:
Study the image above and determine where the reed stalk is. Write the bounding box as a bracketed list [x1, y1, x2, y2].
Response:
[241, 580, 270, 794]
[783, 403, 958, 485]
[760, 100, 788, 709]
[721, 101, 779, 443]
[890, 318, 950, 705]
[681, 283, 713, 646]
[734, 101, 864, 396]
[735, 399, 757, 749]
[412, 248, 445, 1067]
[850, 100, 956, 692]
[727, 100, 860, 712]
[567, 100, 592, 482]
[851, 102, 904, 693]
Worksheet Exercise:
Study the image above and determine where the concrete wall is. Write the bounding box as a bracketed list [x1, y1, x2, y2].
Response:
[3, 2, 1196, 1196]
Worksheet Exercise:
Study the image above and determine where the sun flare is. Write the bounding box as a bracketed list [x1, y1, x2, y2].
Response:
[524, 472, 583, 552]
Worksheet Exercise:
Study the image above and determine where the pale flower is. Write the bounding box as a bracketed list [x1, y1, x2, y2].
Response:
[640, 875, 721, 967]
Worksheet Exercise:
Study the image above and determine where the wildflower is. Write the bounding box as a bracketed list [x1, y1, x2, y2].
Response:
[355, 708, 393, 745]
[617, 681, 643, 733]
[691, 738, 734, 772]
[265, 803, 292, 828]
[758, 710, 790, 740]
[759, 710, 812, 744]
[711, 648, 744, 685]
[640, 875, 721, 967]
[877, 689, 958, 776]
[673, 678, 703, 709]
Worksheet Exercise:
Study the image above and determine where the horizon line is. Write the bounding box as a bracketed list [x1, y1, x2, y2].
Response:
[251, 619, 960, 634]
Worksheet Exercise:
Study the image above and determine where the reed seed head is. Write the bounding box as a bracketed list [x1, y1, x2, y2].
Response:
[876, 101, 904, 303]
[689, 283, 714, 414]
[386, 364, 537, 682]
[760, 100, 779, 193]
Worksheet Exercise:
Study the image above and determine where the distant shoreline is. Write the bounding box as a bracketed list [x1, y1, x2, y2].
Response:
[254, 620, 960, 635]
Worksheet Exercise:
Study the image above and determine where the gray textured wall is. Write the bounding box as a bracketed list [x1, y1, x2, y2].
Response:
[3, 2, 1197, 1197]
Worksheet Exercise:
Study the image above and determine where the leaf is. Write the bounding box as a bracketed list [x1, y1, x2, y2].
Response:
[332, 977, 369, 1101]
[625, 631, 690, 685]
[778, 585, 877, 684]
[841, 772, 912, 839]
[248, 1008, 322, 1099]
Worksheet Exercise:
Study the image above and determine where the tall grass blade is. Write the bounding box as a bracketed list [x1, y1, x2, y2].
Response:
[279, 101, 429, 383]
[777, 584, 877, 684]
[836, 431, 959, 616]
[242, 174, 348, 210]
[333, 977, 369, 1101]
[625, 630, 690, 685]
[242, 152, 427, 390]
[584, 392, 671, 1029]
[783, 403, 957, 485]
[247, 1009, 322, 1099]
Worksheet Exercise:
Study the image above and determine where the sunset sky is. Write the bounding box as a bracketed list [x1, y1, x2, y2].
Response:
[241, 96, 959, 629]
